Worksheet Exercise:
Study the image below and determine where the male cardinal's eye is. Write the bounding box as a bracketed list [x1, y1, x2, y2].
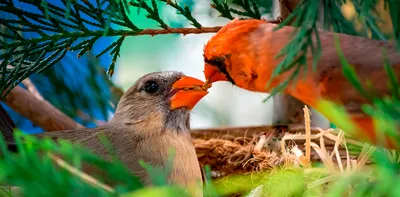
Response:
[144, 81, 159, 94]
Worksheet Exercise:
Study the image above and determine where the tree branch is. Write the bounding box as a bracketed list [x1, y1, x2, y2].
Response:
[135, 27, 222, 36]
[268, 0, 300, 24]
[2, 86, 83, 131]
[21, 78, 44, 101]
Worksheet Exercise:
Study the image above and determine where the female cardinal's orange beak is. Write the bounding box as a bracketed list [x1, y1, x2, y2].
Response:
[204, 64, 228, 83]
[170, 76, 208, 110]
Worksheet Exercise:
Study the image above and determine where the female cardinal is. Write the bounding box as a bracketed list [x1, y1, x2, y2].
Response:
[203, 19, 400, 149]
[2, 71, 207, 197]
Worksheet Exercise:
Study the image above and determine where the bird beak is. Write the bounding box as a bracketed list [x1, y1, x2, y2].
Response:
[204, 64, 228, 83]
[170, 76, 209, 110]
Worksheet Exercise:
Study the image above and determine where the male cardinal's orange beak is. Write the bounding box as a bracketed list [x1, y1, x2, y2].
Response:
[170, 76, 208, 110]
[204, 64, 228, 83]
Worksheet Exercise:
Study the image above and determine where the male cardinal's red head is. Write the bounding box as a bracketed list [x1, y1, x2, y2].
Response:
[203, 19, 268, 86]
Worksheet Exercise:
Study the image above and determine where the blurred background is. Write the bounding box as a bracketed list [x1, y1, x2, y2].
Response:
[113, 0, 278, 129]
[2, 0, 281, 133]
[1, 0, 392, 133]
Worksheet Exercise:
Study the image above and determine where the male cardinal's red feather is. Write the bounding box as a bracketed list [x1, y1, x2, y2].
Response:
[203, 19, 400, 149]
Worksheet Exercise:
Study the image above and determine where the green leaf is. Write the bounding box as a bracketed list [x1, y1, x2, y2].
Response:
[334, 34, 372, 101]
[138, 148, 176, 186]
[121, 186, 190, 197]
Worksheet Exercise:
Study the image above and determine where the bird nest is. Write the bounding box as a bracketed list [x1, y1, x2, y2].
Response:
[191, 107, 373, 180]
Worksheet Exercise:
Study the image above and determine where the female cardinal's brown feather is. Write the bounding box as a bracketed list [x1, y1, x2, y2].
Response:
[5, 71, 206, 197]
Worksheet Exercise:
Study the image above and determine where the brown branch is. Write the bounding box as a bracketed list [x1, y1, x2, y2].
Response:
[2, 86, 83, 131]
[134, 27, 222, 36]
[268, 0, 300, 24]
[21, 78, 44, 101]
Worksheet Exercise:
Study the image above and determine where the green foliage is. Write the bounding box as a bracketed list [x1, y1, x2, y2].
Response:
[267, 0, 400, 98]
[208, 168, 326, 197]
[333, 34, 373, 101]
[3, 1, 400, 197]
[0, 131, 139, 197]
[211, 0, 262, 20]
[3, 130, 400, 197]
[0, 130, 194, 197]
[122, 186, 190, 197]
[333, 34, 400, 145]
[325, 149, 400, 197]
[138, 148, 175, 186]
[266, 0, 322, 95]
[0, 0, 271, 98]
[0, 0, 137, 96]
[385, 0, 400, 49]
[211, 0, 234, 20]
[159, 0, 202, 28]
[129, 0, 169, 29]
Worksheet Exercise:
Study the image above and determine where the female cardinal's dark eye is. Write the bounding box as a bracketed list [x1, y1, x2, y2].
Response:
[144, 81, 159, 94]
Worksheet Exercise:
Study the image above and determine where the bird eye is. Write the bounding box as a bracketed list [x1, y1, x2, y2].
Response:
[143, 80, 159, 94]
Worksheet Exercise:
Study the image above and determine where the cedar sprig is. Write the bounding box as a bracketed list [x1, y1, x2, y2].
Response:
[230, 0, 261, 19]
[0, 0, 142, 97]
[0, 0, 263, 98]
[352, 0, 387, 41]
[211, 0, 234, 20]
[384, 0, 400, 49]
[129, 0, 169, 29]
[267, 0, 322, 97]
[211, 0, 262, 20]
[160, 0, 202, 29]
[268, 0, 398, 98]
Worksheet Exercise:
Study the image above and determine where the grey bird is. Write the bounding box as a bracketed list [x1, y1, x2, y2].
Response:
[2, 71, 208, 197]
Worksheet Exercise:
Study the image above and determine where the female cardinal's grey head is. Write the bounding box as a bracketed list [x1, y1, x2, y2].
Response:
[111, 71, 208, 133]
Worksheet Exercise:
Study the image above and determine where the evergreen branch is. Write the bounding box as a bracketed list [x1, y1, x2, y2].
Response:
[129, 0, 169, 29]
[352, 0, 387, 41]
[383, 48, 400, 100]
[211, 0, 263, 20]
[118, 0, 140, 31]
[231, 0, 261, 19]
[333, 35, 373, 101]
[269, 0, 321, 93]
[322, 0, 358, 35]
[0, 0, 227, 96]
[160, 0, 202, 29]
[107, 36, 125, 78]
[211, 0, 234, 20]
[384, 0, 400, 49]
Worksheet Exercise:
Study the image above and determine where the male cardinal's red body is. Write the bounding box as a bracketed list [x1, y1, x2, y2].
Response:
[203, 19, 400, 149]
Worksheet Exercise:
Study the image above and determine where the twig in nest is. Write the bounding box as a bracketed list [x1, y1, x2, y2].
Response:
[254, 134, 267, 152]
[49, 153, 114, 193]
[304, 105, 311, 166]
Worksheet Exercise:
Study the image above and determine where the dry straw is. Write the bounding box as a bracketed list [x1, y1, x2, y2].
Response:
[194, 105, 376, 181]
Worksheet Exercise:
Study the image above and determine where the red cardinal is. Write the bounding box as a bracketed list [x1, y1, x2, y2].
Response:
[202, 19, 400, 149]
